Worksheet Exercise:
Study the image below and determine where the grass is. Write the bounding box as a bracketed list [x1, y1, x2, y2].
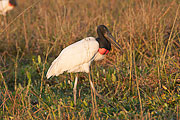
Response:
[0, 0, 180, 119]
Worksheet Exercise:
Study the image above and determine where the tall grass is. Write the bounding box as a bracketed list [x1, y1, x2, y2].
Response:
[0, 0, 179, 119]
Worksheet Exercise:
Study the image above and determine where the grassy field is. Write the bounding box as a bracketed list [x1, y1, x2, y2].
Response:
[0, 0, 180, 119]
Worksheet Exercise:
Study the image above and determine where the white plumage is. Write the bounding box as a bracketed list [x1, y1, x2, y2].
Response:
[46, 25, 123, 106]
[0, 0, 16, 15]
[46, 37, 104, 79]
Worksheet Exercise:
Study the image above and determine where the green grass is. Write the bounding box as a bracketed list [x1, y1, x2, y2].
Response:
[0, 0, 180, 119]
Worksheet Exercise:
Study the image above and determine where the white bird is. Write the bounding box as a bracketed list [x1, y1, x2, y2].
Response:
[0, 0, 17, 16]
[46, 25, 123, 106]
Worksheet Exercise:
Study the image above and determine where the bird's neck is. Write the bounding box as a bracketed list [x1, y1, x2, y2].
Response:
[96, 37, 111, 50]
[9, 0, 17, 7]
[96, 37, 111, 55]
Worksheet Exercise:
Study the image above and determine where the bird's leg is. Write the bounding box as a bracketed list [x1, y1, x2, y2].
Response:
[88, 72, 96, 95]
[73, 74, 78, 106]
[88, 72, 96, 118]
[88, 69, 102, 98]
[88, 70, 115, 108]
[88, 72, 103, 99]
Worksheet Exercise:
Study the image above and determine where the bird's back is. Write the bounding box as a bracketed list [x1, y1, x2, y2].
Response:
[46, 37, 99, 79]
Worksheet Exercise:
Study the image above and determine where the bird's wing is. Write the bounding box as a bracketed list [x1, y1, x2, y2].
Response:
[46, 37, 99, 79]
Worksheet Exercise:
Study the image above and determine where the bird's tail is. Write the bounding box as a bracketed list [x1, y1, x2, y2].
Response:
[46, 61, 57, 79]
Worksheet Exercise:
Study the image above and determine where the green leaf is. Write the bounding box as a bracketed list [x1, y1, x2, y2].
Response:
[164, 103, 168, 108]
[38, 55, 41, 64]
[70, 101, 74, 107]
[112, 73, 116, 82]
[83, 100, 88, 107]
[26, 71, 31, 87]
[162, 85, 167, 90]
[104, 107, 108, 113]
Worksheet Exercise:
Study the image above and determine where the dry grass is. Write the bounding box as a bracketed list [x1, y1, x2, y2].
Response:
[0, 0, 179, 119]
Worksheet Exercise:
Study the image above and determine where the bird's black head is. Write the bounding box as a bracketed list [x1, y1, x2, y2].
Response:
[97, 25, 123, 52]
[9, 0, 17, 7]
[97, 25, 111, 50]
[97, 25, 110, 36]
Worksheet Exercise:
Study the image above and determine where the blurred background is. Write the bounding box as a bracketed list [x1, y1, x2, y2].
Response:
[0, 0, 179, 119]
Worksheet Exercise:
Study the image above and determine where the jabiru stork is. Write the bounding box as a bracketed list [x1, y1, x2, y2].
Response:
[46, 25, 123, 106]
[0, 0, 17, 16]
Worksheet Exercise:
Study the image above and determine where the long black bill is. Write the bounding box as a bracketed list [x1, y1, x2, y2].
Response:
[105, 32, 123, 52]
